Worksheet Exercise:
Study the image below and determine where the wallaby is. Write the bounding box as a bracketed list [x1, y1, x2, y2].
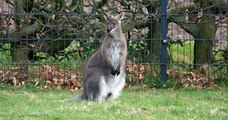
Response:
[70, 12, 127, 102]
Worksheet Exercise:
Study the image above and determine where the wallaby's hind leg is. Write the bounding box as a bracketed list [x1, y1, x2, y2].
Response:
[107, 74, 125, 101]
[85, 75, 107, 102]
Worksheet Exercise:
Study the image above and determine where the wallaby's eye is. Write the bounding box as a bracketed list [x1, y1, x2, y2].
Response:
[113, 22, 116, 25]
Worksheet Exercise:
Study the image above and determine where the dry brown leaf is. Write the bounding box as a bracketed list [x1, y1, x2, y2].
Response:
[189, 71, 197, 79]
[13, 77, 17, 86]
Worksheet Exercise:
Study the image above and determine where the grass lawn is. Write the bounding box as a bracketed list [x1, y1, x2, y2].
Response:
[0, 87, 227, 120]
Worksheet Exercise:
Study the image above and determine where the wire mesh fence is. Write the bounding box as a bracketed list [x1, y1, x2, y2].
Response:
[0, 0, 227, 90]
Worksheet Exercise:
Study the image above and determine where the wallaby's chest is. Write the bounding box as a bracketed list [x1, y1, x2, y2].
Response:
[109, 40, 122, 50]
[107, 40, 123, 69]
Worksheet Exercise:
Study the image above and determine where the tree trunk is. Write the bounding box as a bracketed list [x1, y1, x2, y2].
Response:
[8, 0, 28, 80]
[194, 17, 216, 68]
[10, 43, 29, 77]
[147, 21, 162, 63]
[193, 0, 217, 68]
[145, 0, 162, 63]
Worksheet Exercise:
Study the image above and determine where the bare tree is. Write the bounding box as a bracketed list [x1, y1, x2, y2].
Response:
[1, 0, 227, 78]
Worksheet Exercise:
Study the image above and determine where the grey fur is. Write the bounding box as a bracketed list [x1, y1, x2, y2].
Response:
[70, 12, 127, 102]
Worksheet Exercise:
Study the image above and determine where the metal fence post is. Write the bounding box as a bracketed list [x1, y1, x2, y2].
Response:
[161, 0, 167, 87]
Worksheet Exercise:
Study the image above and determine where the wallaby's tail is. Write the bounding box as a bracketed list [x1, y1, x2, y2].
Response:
[68, 94, 85, 102]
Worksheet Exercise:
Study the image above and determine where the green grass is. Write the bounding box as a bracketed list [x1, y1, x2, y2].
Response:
[0, 44, 12, 69]
[170, 41, 194, 64]
[0, 87, 227, 120]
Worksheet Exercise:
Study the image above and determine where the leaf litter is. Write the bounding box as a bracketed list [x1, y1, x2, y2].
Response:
[0, 60, 224, 90]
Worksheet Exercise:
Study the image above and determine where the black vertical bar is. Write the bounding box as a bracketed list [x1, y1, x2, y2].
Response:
[161, 0, 167, 87]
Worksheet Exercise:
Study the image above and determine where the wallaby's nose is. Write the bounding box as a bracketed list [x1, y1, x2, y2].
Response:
[107, 28, 111, 33]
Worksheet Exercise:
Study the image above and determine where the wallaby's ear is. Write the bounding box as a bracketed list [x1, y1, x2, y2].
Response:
[104, 12, 112, 21]
[115, 12, 125, 21]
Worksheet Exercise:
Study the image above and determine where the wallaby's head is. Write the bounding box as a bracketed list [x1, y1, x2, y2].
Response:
[104, 12, 125, 35]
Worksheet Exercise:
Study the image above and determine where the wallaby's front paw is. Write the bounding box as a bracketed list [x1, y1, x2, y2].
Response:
[111, 69, 116, 75]
[111, 69, 120, 76]
[116, 70, 120, 76]
[116, 65, 120, 75]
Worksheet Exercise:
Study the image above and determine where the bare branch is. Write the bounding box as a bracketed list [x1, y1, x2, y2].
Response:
[1, 20, 43, 42]
[168, 4, 199, 38]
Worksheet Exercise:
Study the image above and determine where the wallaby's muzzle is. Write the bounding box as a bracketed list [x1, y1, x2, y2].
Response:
[107, 28, 111, 33]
